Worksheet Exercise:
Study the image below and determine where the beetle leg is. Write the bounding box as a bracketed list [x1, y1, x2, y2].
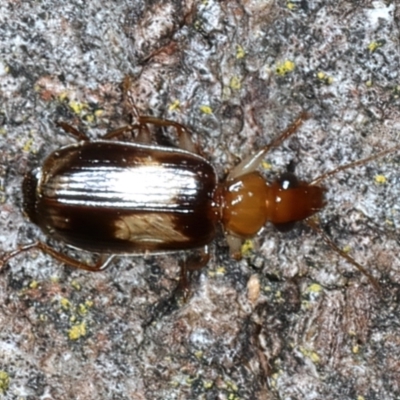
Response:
[58, 121, 136, 142]
[226, 234, 243, 260]
[98, 123, 152, 144]
[58, 120, 153, 144]
[57, 122, 90, 141]
[122, 75, 198, 150]
[136, 122, 152, 144]
[177, 246, 210, 299]
[137, 115, 198, 153]
[0, 241, 114, 272]
[101, 125, 136, 140]
[186, 246, 211, 272]
[227, 112, 309, 180]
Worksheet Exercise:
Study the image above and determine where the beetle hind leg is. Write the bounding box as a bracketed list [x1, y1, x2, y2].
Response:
[0, 241, 114, 272]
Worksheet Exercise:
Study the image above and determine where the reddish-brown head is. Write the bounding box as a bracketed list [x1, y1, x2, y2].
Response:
[265, 172, 326, 231]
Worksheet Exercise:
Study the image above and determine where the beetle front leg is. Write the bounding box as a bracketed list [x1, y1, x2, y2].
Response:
[227, 113, 309, 180]
[226, 234, 244, 260]
[0, 242, 114, 272]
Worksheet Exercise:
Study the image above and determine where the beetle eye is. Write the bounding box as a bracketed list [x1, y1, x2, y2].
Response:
[277, 172, 299, 190]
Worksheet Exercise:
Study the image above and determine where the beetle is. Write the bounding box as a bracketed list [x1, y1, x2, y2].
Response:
[1, 111, 399, 291]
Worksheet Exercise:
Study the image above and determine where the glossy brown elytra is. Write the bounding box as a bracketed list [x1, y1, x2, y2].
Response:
[1, 111, 400, 292]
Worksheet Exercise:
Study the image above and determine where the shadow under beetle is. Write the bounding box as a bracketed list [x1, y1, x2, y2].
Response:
[2, 111, 400, 291]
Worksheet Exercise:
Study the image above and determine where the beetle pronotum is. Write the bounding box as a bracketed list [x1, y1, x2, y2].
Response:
[1, 111, 399, 292]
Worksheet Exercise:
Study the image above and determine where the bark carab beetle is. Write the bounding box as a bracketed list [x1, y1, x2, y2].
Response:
[2, 112, 399, 289]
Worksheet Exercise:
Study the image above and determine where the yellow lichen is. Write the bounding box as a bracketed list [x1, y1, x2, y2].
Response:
[70, 280, 81, 290]
[229, 76, 241, 90]
[241, 239, 254, 257]
[261, 161, 272, 170]
[58, 92, 68, 102]
[275, 290, 284, 303]
[287, 2, 295, 10]
[199, 105, 213, 114]
[299, 346, 320, 363]
[226, 380, 238, 392]
[0, 371, 10, 394]
[305, 283, 323, 294]
[69, 100, 87, 115]
[85, 300, 94, 308]
[168, 100, 180, 111]
[68, 322, 87, 340]
[22, 138, 34, 152]
[78, 303, 88, 316]
[60, 297, 71, 310]
[85, 114, 95, 123]
[275, 60, 295, 76]
[269, 372, 280, 388]
[29, 280, 39, 289]
[374, 174, 387, 184]
[39, 314, 48, 322]
[368, 41, 383, 52]
[94, 109, 103, 118]
[317, 71, 333, 84]
[203, 380, 213, 389]
[236, 45, 245, 59]
[342, 245, 352, 254]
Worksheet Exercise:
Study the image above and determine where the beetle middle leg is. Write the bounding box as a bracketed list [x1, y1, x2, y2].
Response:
[122, 75, 197, 151]
[57, 119, 155, 145]
[135, 115, 198, 153]
[99, 116, 194, 147]
[58, 115, 197, 152]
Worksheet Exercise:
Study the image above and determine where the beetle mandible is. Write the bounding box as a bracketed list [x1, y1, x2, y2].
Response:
[1, 111, 399, 291]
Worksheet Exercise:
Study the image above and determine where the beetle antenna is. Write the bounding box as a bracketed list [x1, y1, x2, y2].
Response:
[311, 144, 400, 186]
[306, 218, 381, 292]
